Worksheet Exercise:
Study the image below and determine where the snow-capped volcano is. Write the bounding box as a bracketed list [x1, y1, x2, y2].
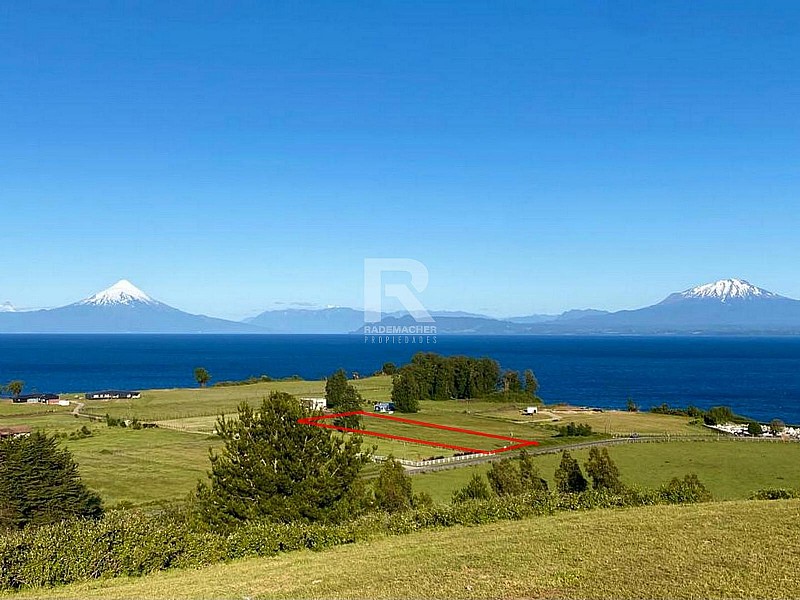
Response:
[79, 280, 158, 307]
[0, 280, 260, 333]
[679, 278, 779, 302]
[0, 301, 16, 313]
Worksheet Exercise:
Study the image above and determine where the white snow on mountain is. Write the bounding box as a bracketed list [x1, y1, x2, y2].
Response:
[79, 280, 158, 306]
[0, 301, 15, 313]
[680, 278, 779, 302]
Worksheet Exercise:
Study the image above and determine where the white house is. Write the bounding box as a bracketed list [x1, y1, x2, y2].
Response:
[522, 406, 539, 415]
[301, 397, 327, 411]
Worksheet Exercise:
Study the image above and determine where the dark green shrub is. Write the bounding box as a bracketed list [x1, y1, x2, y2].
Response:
[452, 474, 493, 503]
[658, 474, 712, 503]
[749, 488, 799, 500]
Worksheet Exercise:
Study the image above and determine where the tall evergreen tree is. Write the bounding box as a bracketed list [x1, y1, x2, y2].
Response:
[554, 450, 588, 494]
[391, 370, 420, 413]
[524, 369, 539, 400]
[584, 447, 623, 492]
[325, 369, 349, 409]
[0, 432, 103, 529]
[518, 450, 548, 493]
[195, 392, 370, 526]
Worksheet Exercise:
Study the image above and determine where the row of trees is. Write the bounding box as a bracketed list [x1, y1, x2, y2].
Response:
[452, 446, 670, 503]
[389, 352, 540, 413]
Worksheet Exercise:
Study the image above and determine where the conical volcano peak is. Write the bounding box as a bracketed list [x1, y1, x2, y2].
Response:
[80, 280, 157, 306]
[679, 278, 779, 302]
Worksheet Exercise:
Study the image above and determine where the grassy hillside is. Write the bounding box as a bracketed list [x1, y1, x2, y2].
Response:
[11, 499, 800, 599]
[413, 439, 800, 502]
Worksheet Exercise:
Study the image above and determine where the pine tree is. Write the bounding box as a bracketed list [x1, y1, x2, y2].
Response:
[0, 432, 103, 529]
[373, 457, 414, 512]
[518, 450, 548, 493]
[325, 369, 349, 409]
[195, 392, 370, 526]
[452, 473, 493, 503]
[554, 450, 588, 494]
[585, 447, 623, 492]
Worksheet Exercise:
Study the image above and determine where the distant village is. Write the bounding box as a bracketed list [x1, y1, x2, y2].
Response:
[709, 422, 800, 440]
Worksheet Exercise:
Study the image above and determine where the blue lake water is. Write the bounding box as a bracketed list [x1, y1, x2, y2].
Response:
[1, 334, 800, 423]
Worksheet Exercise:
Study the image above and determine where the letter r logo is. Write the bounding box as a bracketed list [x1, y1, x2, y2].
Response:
[363, 258, 435, 324]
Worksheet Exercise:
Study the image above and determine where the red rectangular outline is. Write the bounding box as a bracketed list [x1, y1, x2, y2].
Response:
[298, 410, 538, 455]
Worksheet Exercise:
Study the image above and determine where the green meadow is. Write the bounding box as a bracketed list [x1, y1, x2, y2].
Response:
[412, 439, 800, 503]
[1, 375, 796, 508]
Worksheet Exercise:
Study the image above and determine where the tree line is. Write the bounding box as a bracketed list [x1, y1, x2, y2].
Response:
[390, 352, 540, 413]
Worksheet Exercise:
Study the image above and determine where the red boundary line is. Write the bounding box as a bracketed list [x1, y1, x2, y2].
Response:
[298, 410, 538, 455]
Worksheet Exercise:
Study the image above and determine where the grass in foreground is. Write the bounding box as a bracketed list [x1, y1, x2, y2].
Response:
[11, 499, 800, 599]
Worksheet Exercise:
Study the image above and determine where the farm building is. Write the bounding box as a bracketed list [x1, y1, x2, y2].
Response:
[301, 397, 327, 411]
[0, 425, 32, 439]
[374, 402, 396, 413]
[522, 406, 539, 415]
[12, 393, 59, 404]
[85, 390, 141, 400]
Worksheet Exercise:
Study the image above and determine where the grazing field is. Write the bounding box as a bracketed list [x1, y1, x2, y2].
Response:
[13, 499, 800, 600]
[63, 427, 219, 507]
[412, 439, 800, 502]
[0, 402, 60, 417]
[546, 407, 713, 436]
[76, 376, 394, 421]
[4, 379, 787, 508]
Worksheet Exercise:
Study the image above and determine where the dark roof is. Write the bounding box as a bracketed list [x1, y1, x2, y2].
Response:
[0, 425, 33, 436]
[86, 390, 140, 395]
[17, 393, 59, 400]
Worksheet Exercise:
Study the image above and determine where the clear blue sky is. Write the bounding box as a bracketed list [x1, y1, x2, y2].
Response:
[2, 1, 799, 319]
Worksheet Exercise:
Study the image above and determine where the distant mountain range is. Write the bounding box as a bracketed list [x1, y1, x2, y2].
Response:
[0, 280, 259, 333]
[1, 278, 799, 334]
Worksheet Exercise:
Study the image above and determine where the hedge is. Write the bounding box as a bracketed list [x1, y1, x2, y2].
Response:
[0, 483, 710, 592]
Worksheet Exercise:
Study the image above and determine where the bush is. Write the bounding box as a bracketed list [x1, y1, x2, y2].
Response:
[452, 474, 493, 503]
[658, 474, 712, 504]
[749, 488, 799, 500]
[373, 458, 414, 512]
[487, 459, 525, 497]
[0, 476, 719, 593]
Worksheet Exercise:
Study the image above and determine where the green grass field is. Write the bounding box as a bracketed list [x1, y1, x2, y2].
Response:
[75, 376, 394, 421]
[63, 427, 220, 507]
[3, 377, 795, 508]
[412, 439, 800, 502]
[11, 499, 800, 599]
